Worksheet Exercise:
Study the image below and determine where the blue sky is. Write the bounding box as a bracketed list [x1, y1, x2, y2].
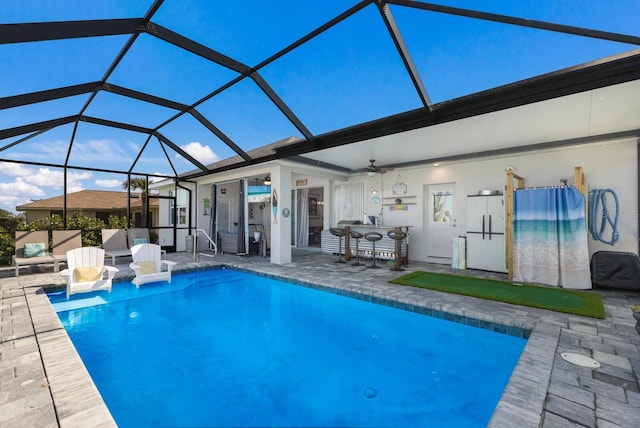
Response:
[0, 0, 638, 212]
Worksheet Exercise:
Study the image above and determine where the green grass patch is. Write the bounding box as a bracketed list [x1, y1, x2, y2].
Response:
[390, 271, 605, 319]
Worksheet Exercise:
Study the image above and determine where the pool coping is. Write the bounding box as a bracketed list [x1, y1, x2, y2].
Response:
[38, 264, 546, 427]
[7, 254, 639, 427]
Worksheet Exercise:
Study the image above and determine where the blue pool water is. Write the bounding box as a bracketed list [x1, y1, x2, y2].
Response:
[49, 268, 527, 427]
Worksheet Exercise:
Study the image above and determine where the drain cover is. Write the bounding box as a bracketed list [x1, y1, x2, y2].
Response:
[362, 387, 378, 399]
[560, 352, 601, 368]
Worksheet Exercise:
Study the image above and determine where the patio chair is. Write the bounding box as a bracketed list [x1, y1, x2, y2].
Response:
[12, 231, 58, 277]
[51, 230, 82, 268]
[127, 228, 150, 247]
[128, 228, 166, 258]
[59, 247, 119, 299]
[129, 243, 177, 288]
[102, 228, 131, 266]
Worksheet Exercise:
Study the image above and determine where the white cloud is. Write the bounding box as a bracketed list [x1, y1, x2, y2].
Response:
[95, 179, 123, 188]
[0, 161, 33, 176]
[72, 139, 130, 160]
[1, 140, 69, 163]
[0, 163, 92, 189]
[0, 195, 22, 211]
[0, 163, 93, 212]
[0, 177, 45, 197]
[179, 142, 220, 164]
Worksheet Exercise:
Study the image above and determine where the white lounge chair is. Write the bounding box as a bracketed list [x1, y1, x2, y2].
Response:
[129, 243, 176, 288]
[102, 228, 132, 265]
[13, 231, 58, 276]
[59, 247, 119, 299]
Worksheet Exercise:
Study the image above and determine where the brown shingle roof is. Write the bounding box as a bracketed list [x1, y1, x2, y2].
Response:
[16, 190, 159, 211]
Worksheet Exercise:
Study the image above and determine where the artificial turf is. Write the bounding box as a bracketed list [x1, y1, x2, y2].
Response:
[389, 271, 605, 319]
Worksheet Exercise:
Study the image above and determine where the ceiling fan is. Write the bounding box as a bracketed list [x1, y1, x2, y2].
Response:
[363, 159, 393, 175]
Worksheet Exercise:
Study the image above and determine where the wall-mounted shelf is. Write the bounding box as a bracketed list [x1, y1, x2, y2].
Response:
[383, 203, 416, 206]
[383, 195, 416, 199]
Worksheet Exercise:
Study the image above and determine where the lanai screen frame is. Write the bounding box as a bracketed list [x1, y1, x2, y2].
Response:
[1, 0, 640, 227]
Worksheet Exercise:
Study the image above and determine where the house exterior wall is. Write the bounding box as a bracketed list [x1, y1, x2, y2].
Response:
[349, 139, 637, 263]
[155, 138, 637, 266]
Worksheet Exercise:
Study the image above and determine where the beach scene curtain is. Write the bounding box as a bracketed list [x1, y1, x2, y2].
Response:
[513, 186, 591, 289]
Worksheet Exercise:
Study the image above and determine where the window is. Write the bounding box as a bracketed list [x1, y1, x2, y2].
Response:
[432, 191, 453, 223]
[169, 190, 187, 226]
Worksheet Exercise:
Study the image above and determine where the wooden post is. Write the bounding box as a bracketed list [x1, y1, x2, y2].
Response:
[506, 170, 525, 280]
[574, 166, 585, 195]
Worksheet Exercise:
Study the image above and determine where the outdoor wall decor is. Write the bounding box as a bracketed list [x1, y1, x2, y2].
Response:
[392, 174, 407, 195]
[272, 188, 278, 224]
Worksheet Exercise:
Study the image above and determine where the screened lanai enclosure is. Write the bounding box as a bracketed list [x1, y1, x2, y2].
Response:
[1, 1, 640, 245]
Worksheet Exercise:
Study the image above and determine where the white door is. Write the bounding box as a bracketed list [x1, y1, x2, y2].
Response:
[425, 183, 456, 263]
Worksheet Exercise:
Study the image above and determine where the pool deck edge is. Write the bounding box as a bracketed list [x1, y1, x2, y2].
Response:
[2, 251, 639, 427]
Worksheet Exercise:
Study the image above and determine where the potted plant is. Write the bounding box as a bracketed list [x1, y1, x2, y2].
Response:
[202, 197, 211, 215]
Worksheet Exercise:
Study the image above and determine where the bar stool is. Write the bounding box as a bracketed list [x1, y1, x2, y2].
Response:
[349, 230, 365, 266]
[329, 227, 347, 263]
[387, 230, 407, 271]
[364, 232, 383, 269]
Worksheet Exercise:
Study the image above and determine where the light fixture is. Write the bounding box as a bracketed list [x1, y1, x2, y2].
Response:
[263, 176, 271, 185]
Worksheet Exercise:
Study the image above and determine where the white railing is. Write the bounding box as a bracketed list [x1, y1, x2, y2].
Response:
[193, 228, 217, 262]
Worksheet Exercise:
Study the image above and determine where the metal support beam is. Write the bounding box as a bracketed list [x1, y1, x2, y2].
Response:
[376, 1, 433, 111]
[128, 134, 154, 174]
[389, 0, 640, 46]
[189, 110, 252, 161]
[272, 50, 640, 159]
[0, 82, 101, 110]
[104, 84, 189, 111]
[0, 19, 143, 44]
[153, 131, 209, 172]
[141, 22, 250, 74]
[79, 116, 153, 134]
[0, 158, 177, 178]
[0, 116, 78, 141]
[251, 72, 315, 142]
[0, 128, 55, 152]
[157, 136, 179, 177]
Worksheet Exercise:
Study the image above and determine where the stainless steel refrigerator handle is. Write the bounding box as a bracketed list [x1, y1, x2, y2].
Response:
[482, 214, 485, 239]
[488, 214, 492, 239]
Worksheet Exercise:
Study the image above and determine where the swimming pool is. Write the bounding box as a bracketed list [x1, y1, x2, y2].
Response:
[49, 268, 527, 427]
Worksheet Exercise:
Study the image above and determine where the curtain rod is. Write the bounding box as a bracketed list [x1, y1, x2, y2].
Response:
[515, 184, 572, 190]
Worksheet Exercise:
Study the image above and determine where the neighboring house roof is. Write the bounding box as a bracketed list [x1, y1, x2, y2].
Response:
[178, 136, 302, 178]
[15, 190, 160, 212]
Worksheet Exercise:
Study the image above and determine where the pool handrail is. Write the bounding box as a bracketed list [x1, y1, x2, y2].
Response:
[194, 228, 218, 262]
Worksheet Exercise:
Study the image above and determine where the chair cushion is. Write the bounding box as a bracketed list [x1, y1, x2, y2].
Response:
[23, 242, 46, 258]
[133, 238, 148, 245]
[74, 266, 103, 282]
[136, 261, 157, 275]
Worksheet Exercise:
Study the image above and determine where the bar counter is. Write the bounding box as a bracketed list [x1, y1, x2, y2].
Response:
[320, 225, 411, 267]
